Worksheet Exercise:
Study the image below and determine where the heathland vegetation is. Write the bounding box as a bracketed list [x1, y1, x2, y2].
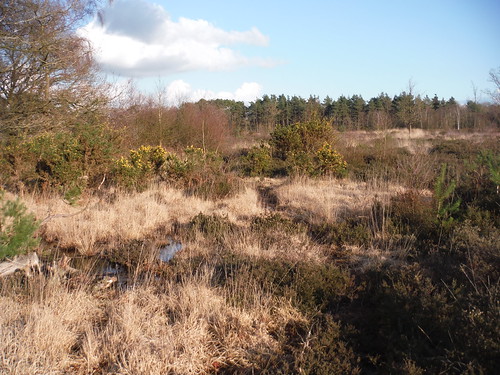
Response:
[1, 1, 499, 374]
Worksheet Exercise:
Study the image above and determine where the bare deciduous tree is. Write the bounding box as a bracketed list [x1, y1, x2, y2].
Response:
[486, 67, 500, 104]
[0, 0, 105, 135]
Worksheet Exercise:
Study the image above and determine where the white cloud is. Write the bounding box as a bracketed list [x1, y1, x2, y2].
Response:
[234, 82, 262, 102]
[165, 80, 262, 106]
[79, 0, 273, 77]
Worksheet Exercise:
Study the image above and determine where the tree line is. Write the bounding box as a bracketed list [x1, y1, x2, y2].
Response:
[0, 0, 499, 145]
[210, 91, 499, 134]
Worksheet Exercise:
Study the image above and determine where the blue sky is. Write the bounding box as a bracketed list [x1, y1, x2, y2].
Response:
[81, 0, 500, 104]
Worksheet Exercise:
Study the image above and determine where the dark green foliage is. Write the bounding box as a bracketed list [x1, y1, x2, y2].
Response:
[342, 141, 413, 184]
[434, 164, 461, 228]
[459, 150, 500, 218]
[388, 190, 438, 249]
[171, 146, 242, 200]
[1, 124, 117, 195]
[263, 314, 360, 375]
[239, 144, 273, 177]
[208, 252, 360, 373]
[292, 315, 360, 375]
[270, 119, 335, 160]
[269, 119, 347, 177]
[429, 139, 476, 159]
[114, 145, 241, 198]
[189, 213, 237, 239]
[309, 219, 371, 247]
[352, 262, 499, 374]
[0, 192, 39, 260]
[216, 253, 354, 314]
[251, 213, 306, 237]
[353, 266, 453, 372]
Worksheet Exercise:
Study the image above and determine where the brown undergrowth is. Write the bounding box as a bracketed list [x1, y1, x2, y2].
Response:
[1, 130, 498, 374]
[0, 177, 394, 374]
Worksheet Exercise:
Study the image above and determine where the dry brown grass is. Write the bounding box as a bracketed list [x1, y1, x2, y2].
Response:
[1, 173, 420, 373]
[339, 128, 500, 154]
[21, 185, 265, 255]
[0, 268, 303, 374]
[0, 277, 103, 374]
[275, 176, 406, 224]
[221, 226, 326, 263]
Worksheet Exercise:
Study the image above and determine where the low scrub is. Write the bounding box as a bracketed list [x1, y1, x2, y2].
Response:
[238, 120, 348, 178]
[0, 124, 116, 197]
[114, 145, 241, 199]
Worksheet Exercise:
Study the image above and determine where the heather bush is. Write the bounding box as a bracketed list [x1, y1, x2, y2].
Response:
[353, 258, 499, 374]
[216, 253, 354, 314]
[267, 314, 361, 375]
[309, 219, 371, 247]
[188, 213, 237, 239]
[182, 146, 240, 199]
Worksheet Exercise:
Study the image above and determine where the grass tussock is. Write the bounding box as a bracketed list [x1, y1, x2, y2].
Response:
[275, 176, 407, 224]
[25, 184, 265, 255]
[0, 269, 307, 374]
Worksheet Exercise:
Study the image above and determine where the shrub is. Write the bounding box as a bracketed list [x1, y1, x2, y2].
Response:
[388, 190, 437, 251]
[291, 314, 360, 375]
[114, 145, 240, 198]
[182, 146, 240, 199]
[113, 145, 187, 190]
[313, 142, 348, 177]
[429, 139, 476, 159]
[216, 254, 354, 314]
[270, 119, 335, 159]
[434, 164, 461, 229]
[341, 142, 413, 184]
[269, 119, 347, 177]
[0, 192, 39, 260]
[353, 266, 454, 372]
[456, 150, 500, 218]
[251, 213, 303, 235]
[240, 144, 273, 177]
[188, 213, 237, 240]
[266, 313, 360, 375]
[0, 124, 116, 196]
[309, 219, 371, 247]
[354, 264, 499, 374]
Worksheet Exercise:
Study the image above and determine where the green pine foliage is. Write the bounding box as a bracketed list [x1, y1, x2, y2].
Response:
[434, 164, 461, 228]
[0, 192, 39, 260]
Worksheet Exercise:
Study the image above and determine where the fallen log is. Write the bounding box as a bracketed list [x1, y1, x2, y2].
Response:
[0, 252, 41, 277]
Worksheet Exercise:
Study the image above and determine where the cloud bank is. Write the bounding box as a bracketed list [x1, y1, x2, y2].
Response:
[165, 80, 262, 106]
[79, 0, 273, 77]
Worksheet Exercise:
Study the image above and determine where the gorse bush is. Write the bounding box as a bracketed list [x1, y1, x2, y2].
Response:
[270, 119, 335, 159]
[114, 145, 239, 198]
[269, 119, 347, 177]
[313, 142, 348, 177]
[240, 144, 273, 177]
[0, 192, 39, 260]
[114, 145, 188, 190]
[0, 124, 116, 196]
